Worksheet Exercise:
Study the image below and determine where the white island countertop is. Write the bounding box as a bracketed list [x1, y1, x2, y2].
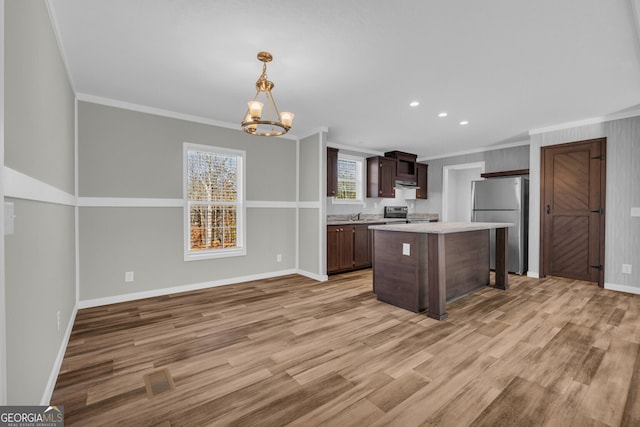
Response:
[368, 221, 513, 234]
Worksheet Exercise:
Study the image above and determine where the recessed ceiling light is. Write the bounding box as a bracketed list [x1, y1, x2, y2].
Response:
[459, 120, 469, 125]
[409, 101, 420, 107]
[438, 112, 448, 117]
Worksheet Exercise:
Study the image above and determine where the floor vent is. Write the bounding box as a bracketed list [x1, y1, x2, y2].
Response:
[143, 369, 175, 398]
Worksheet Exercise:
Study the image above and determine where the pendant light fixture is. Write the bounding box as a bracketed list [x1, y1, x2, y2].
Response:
[241, 51, 294, 137]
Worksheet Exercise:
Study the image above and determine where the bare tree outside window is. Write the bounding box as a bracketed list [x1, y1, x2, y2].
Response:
[185, 145, 244, 259]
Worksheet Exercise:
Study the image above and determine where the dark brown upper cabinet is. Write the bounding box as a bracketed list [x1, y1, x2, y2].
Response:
[415, 163, 428, 199]
[385, 151, 417, 182]
[327, 147, 338, 197]
[367, 156, 396, 198]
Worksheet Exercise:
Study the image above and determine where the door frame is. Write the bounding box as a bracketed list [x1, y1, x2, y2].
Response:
[539, 138, 606, 286]
[442, 161, 485, 221]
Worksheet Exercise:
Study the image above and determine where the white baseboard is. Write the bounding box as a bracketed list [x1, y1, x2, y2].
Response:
[296, 270, 329, 282]
[604, 282, 640, 295]
[527, 271, 540, 279]
[41, 303, 78, 405]
[78, 269, 302, 309]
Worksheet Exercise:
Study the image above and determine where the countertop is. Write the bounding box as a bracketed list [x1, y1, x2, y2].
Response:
[368, 221, 513, 234]
[327, 213, 438, 226]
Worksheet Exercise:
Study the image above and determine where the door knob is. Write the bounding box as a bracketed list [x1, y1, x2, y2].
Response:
[546, 205, 551, 214]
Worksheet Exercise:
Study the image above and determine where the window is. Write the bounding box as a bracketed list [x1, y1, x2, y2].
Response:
[336, 154, 363, 202]
[184, 143, 245, 260]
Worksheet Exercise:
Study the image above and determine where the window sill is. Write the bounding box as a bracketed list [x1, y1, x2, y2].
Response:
[331, 198, 365, 205]
[184, 247, 246, 261]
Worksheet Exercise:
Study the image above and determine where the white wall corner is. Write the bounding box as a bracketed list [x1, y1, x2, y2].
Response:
[297, 270, 329, 282]
[526, 271, 540, 279]
[40, 303, 78, 405]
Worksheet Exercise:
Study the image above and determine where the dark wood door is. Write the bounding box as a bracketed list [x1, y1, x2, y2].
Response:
[327, 147, 338, 197]
[367, 156, 396, 198]
[327, 226, 340, 273]
[338, 226, 355, 271]
[416, 163, 428, 199]
[353, 225, 371, 268]
[541, 138, 606, 285]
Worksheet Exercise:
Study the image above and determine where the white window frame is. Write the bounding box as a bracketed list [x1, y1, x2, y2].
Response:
[183, 142, 246, 261]
[334, 153, 364, 204]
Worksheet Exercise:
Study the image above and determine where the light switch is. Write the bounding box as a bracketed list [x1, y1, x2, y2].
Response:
[402, 243, 411, 256]
[4, 202, 15, 235]
[631, 207, 640, 217]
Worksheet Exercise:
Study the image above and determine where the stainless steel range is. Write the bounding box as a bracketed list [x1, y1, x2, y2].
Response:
[384, 206, 407, 219]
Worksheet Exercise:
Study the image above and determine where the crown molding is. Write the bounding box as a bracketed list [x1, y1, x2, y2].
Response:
[76, 93, 299, 141]
[528, 108, 640, 135]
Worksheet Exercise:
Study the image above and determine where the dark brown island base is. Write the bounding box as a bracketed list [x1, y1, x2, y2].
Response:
[368, 222, 513, 321]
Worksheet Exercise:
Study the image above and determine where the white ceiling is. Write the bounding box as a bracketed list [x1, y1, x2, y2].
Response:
[48, 0, 640, 158]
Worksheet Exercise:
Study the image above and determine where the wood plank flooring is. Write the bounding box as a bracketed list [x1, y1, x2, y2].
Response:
[51, 271, 640, 426]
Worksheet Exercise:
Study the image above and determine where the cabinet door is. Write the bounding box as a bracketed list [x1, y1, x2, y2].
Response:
[338, 226, 355, 270]
[327, 147, 338, 197]
[353, 225, 371, 268]
[416, 163, 428, 199]
[379, 157, 397, 198]
[327, 226, 341, 273]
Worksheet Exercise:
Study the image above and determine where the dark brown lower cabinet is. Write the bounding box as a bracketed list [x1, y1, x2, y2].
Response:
[327, 225, 372, 274]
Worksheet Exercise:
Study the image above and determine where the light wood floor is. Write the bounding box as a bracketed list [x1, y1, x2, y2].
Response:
[52, 271, 640, 426]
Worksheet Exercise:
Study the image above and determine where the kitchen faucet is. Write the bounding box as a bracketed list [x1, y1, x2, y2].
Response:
[350, 212, 361, 221]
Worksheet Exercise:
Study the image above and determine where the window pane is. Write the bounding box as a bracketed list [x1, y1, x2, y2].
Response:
[337, 181, 357, 200]
[187, 150, 238, 202]
[189, 204, 238, 251]
[338, 159, 356, 180]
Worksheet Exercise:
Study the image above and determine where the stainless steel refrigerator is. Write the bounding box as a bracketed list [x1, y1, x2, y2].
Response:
[471, 176, 528, 275]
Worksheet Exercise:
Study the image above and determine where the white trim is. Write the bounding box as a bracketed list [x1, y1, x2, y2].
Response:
[527, 271, 540, 279]
[40, 303, 78, 405]
[44, 0, 76, 93]
[4, 167, 76, 206]
[78, 197, 183, 207]
[295, 138, 300, 270]
[246, 201, 298, 209]
[319, 132, 326, 277]
[298, 201, 321, 209]
[327, 142, 384, 157]
[78, 269, 300, 308]
[442, 161, 485, 222]
[76, 93, 299, 141]
[0, 0, 7, 404]
[74, 98, 80, 305]
[604, 282, 640, 295]
[297, 270, 328, 282]
[528, 109, 640, 135]
[418, 140, 530, 161]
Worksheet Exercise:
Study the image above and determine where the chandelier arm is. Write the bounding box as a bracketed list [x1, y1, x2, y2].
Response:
[267, 91, 282, 123]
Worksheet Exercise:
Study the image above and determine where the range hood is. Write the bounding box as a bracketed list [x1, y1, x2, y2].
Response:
[394, 180, 420, 189]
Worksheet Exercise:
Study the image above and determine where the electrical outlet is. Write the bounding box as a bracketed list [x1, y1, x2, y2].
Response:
[622, 264, 632, 274]
[402, 243, 411, 256]
[57, 310, 61, 332]
[125, 271, 134, 282]
[276, 254, 282, 262]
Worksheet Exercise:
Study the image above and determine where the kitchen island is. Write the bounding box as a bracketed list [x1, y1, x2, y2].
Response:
[369, 222, 512, 320]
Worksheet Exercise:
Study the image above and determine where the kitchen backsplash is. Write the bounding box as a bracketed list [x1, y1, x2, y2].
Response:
[327, 193, 431, 216]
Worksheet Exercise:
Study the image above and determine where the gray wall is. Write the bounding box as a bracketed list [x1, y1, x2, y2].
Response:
[3, 0, 76, 404]
[529, 117, 640, 289]
[417, 144, 530, 215]
[78, 102, 298, 301]
[79, 102, 297, 199]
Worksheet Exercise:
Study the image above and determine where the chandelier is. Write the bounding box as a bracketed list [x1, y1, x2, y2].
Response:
[241, 51, 294, 137]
